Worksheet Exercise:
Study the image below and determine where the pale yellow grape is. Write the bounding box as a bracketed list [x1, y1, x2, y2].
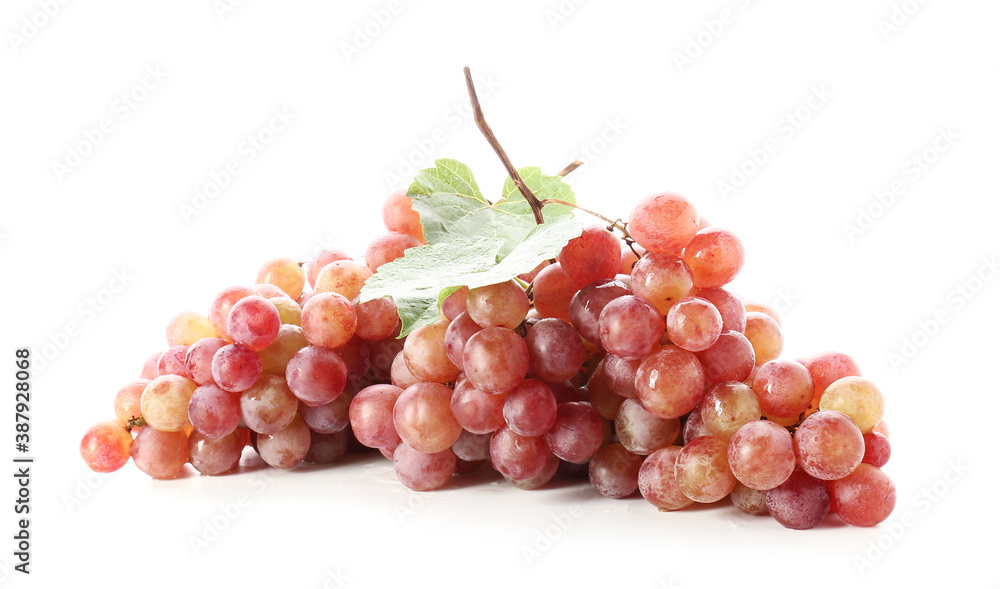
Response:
[269, 296, 302, 326]
[819, 376, 884, 433]
[165, 311, 217, 346]
[141, 375, 198, 432]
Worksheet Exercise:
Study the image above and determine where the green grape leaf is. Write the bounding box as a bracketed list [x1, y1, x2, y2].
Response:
[360, 214, 583, 336]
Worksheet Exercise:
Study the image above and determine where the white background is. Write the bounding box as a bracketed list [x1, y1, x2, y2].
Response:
[1, 1, 997, 587]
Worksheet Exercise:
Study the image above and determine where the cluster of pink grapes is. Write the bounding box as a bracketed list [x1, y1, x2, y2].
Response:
[80, 190, 895, 529]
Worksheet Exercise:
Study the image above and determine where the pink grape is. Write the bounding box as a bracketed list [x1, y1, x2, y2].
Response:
[615, 398, 680, 455]
[240, 374, 299, 435]
[828, 463, 896, 527]
[766, 468, 831, 530]
[681, 228, 745, 288]
[157, 345, 191, 378]
[256, 257, 306, 300]
[286, 345, 348, 407]
[382, 189, 425, 243]
[802, 351, 862, 408]
[630, 253, 695, 316]
[467, 280, 530, 329]
[211, 343, 262, 393]
[306, 430, 350, 464]
[349, 384, 403, 449]
[80, 421, 133, 473]
[525, 318, 585, 381]
[603, 355, 640, 398]
[557, 226, 621, 287]
[862, 432, 891, 467]
[188, 430, 244, 475]
[634, 345, 707, 419]
[299, 390, 353, 434]
[727, 420, 796, 490]
[628, 192, 699, 254]
[744, 312, 783, 366]
[730, 481, 769, 515]
[682, 403, 712, 443]
[674, 435, 737, 503]
[666, 296, 723, 352]
[301, 292, 357, 349]
[503, 379, 558, 437]
[314, 260, 372, 301]
[208, 285, 258, 340]
[532, 263, 577, 322]
[393, 382, 462, 453]
[403, 319, 460, 383]
[364, 231, 422, 273]
[695, 288, 746, 333]
[140, 350, 161, 380]
[490, 427, 550, 480]
[258, 324, 307, 375]
[390, 350, 420, 389]
[451, 429, 492, 462]
[585, 359, 626, 420]
[226, 295, 280, 351]
[699, 381, 762, 441]
[598, 295, 665, 360]
[638, 446, 693, 511]
[793, 410, 865, 480]
[187, 383, 241, 440]
[352, 296, 400, 341]
[307, 249, 351, 288]
[463, 327, 529, 394]
[543, 402, 605, 464]
[505, 453, 560, 490]
[257, 413, 311, 469]
[589, 443, 644, 498]
[131, 427, 189, 479]
[443, 312, 482, 370]
[185, 337, 227, 384]
[568, 278, 630, 346]
[695, 330, 756, 386]
[753, 359, 814, 419]
[441, 286, 469, 320]
[394, 443, 455, 491]
[113, 379, 149, 424]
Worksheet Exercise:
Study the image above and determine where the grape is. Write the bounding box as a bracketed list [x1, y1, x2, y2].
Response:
[365, 231, 422, 273]
[727, 420, 795, 490]
[208, 285, 258, 340]
[256, 257, 306, 300]
[270, 297, 302, 326]
[615, 398, 680, 455]
[873, 419, 889, 438]
[301, 292, 357, 349]
[257, 324, 307, 376]
[682, 404, 713, 443]
[568, 278, 630, 345]
[80, 421, 133, 473]
[443, 312, 482, 370]
[441, 286, 469, 320]
[188, 430, 244, 475]
[314, 260, 372, 300]
[227, 295, 281, 352]
[140, 350, 162, 380]
[819, 376, 884, 434]
[390, 351, 420, 389]
[506, 453, 560, 490]
[627, 192, 699, 254]
[765, 468, 830, 530]
[696, 330, 756, 386]
[166, 311, 217, 346]
[463, 327, 529, 394]
[862, 431, 891, 467]
[752, 359, 814, 419]
[584, 359, 626, 420]
[211, 343, 262, 393]
[619, 245, 644, 274]
[490, 427, 550, 480]
[730, 481, 769, 515]
[185, 337, 227, 384]
[451, 429, 492, 462]
[334, 335, 370, 381]
[674, 435, 736, 503]
[694, 288, 746, 333]
[307, 249, 351, 288]
[666, 296, 723, 352]
[141, 375, 198, 432]
[598, 295, 664, 360]
[525, 318, 585, 381]
[113, 379, 149, 424]
[394, 443, 455, 491]
[403, 319, 461, 384]
[630, 253, 695, 315]
[828, 463, 896, 527]
[349, 384, 403, 449]
[352, 296, 399, 341]
[393, 382, 462, 453]
[681, 228, 745, 288]
[602, 355, 640, 398]
[257, 414, 311, 469]
[589, 443, 643, 498]
[543, 402, 605, 463]
[382, 189, 425, 243]
[467, 280, 530, 329]
[367, 336, 404, 381]
[638, 446, 693, 511]
[532, 263, 577, 322]
[157, 345, 191, 378]
[700, 381, 761, 441]
[634, 345, 707, 419]
[503, 379, 558, 437]
[188, 383, 241, 440]
[300, 389, 353, 434]
[255, 283, 289, 299]
[547, 380, 580, 404]
[802, 351, 862, 408]
[286, 345, 348, 407]
[557, 226, 621, 287]
[745, 302, 782, 326]
[240, 374, 299, 435]
[131, 427, 189, 479]
[744, 312, 783, 365]
[793, 410, 865, 480]
[305, 430, 350, 464]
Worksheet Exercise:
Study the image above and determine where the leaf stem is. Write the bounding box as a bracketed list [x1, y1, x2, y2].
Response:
[465, 66, 545, 225]
[557, 160, 584, 177]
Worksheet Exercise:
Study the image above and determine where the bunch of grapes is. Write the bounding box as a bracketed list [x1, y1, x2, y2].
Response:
[80, 189, 895, 530]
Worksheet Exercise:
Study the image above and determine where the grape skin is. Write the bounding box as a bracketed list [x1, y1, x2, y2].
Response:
[681, 228, 745, 288]
[188, 383, 241, 440]
[113, 379, 149, 424]
[634, 345, 707, 420]
[629, 254, 695, 316]
[638, 446, 693, 511]
[466, 280, 530, 329]
[743, 312, 783, 366]
[765, 468, 831, 530]
[257, 414, 311, 469]
[349, 384, 404, 449]
[543, 402, 605, 464]
[463, 327, 529, 395]
[256, 257, 306, 301]
[819, 376, 884, 434]
[598, 295, 664, 360]
[364, 232, 422, 273]
[189, 430, 245, 475]
[525, 318, 585, 381]
[628, 192, 699, 254]
[141, 375, 198, 432]
[393, 382, 462, 454]
[394, 442, 455, 491]
[80, 421, 133, 473]
[568, 278, 631, 346]
[674, 435, 737, 503]
[793, 410, 865, 480]
[557, 226, 621, 287]
[131, 427, 189, 479]
[301, 292, 357, 350]
[589, 443, 643, 499]
[828, 463, 896, 527]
